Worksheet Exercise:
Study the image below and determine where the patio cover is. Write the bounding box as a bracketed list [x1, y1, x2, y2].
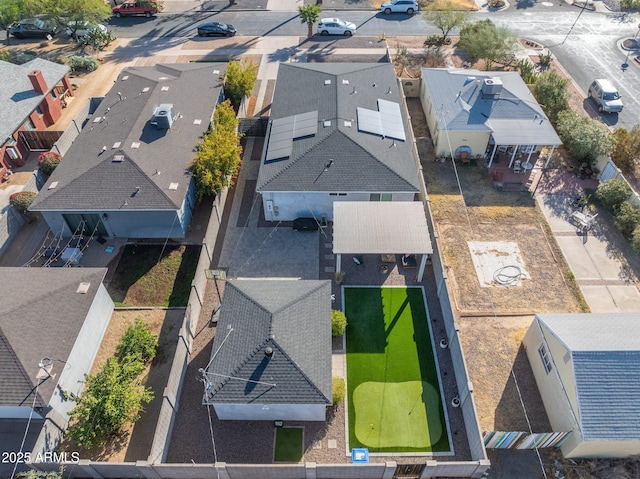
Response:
[333, 202, 433, 281]
[489, 119, 562, 146]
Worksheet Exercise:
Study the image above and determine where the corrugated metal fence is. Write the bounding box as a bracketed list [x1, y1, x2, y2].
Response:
[484, 431, 572, 449]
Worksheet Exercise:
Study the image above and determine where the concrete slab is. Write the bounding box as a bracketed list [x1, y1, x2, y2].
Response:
[555, 236, 602, 279]
[580, 285, 640, 313]
[608, 285, 640, 312]
[536, 194, 575, 232]
[467, 241, 529, 287]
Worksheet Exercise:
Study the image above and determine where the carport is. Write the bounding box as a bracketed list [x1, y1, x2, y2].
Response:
[333, 202, 433, 282]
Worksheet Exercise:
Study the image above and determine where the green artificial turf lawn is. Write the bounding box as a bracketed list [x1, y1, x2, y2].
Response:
[344, 286, 450, 453]
[274, 427, 303, 462]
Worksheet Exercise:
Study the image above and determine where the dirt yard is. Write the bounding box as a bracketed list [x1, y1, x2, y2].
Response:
[60, 309, 184, 462]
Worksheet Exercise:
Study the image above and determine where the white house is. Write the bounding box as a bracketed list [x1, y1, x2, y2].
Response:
[31, 63, 227, 239]
[203, 280, 332, 421]
[0, 268, 113, 476]
[256, 63, 421, 222]
[524, 313, 640, 458]
[420, 68, 562, 167]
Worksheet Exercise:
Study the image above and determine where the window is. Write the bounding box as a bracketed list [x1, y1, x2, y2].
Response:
[370, 193, 392, 201]
[539, 344, 553, 374]
[23, 117, 36, 131]
[36, 105, 43, 115]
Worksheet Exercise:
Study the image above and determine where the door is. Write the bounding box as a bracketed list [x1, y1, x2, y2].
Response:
[63, 213, 108, 238]
[599, 159, 619, 182]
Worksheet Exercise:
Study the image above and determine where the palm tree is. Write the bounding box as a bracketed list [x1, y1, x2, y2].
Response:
[298, 4, 321, 39]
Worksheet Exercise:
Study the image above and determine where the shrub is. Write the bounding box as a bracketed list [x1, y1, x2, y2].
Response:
[517, 59, 538, 85]
[632, 226, 640, 254]
[223, 59, 258, 107]
[38, 151, 62, 176]
[487, 0, 505, 7]
[331, 309, 347, 336]
[67, 55, 99, 73]
[621, 0, 640, 8]
[332, 376, 346, 405]
[116, 318, 158, 365]
[0, 50, 11, 63]
[538, 51, 553, 67]
[614, 201, 640, 237]
[423, 35, 451, 46]
[14, 52, 37, 65]
[595, 178, 632, 211]
[9, 191, 36, 214]
[556, 109, 611, 162]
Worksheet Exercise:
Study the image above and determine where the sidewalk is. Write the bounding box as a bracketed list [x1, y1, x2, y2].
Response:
[535, 169, 640, 312]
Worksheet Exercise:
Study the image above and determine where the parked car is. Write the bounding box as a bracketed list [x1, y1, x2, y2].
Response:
[112, 0, 158, 17]
[9, 19, 57, 39]
[65, 21, 108, 38]
[197, 21, 236, 37]
[293, 217, 319, 232]
[588, 79, 623, 114]
[317, 18, 356, 36]
[380, 0, 418, 14]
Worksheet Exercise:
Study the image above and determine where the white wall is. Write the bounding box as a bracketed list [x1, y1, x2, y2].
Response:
[34, 284, 114, 453]
[260, 191, 415, 222]
[523, 321, 582, 457]
[214, 403, 327, 421]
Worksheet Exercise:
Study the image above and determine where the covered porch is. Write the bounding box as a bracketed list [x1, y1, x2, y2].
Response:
[332, 202, 433, 282]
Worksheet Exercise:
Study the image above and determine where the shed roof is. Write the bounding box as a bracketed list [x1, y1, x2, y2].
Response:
[31, 63, 226, 212]
[422, 68, 562, 146]
[256, 63, 420, 194]
[0, 268, 108, 408]
[204, 280, 332, 405]
[0, 58, 70, 146]
[537, 313, 640, 441]
[333, 201, 433, 254]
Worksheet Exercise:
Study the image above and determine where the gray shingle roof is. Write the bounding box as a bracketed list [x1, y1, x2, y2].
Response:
[0, 268, 107, 408]
[0, 59, 70, 146]
[256, 63, 420, 193]
[204, 280, 332, 405]
[537, 313, 640, 441]
[31, 63, 226, 212]
[422, 68, 562, 146]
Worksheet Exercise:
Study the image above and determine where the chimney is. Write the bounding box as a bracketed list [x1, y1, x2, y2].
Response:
[28, 70, 48, 95]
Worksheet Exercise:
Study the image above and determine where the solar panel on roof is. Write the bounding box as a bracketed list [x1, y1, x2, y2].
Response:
[356, 100, 406, 141]
[265, 111, 318, 163]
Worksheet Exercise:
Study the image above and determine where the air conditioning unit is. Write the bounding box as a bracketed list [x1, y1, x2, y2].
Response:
[6, 147, 18, 160]
[482, 78, 503, 96]
[150, 103, 176, 129]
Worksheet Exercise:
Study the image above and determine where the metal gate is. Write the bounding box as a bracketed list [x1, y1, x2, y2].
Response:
[239, 116, 269, 137]
[599, 159, 619, 182]
[393, 464, 425, 479]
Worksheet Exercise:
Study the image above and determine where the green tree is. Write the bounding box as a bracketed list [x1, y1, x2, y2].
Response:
[556, 109, 611, 163]
[610, 126, 640, 174]
[42, 0, 111, 39]
[298, 4, 321, 39]
[458, 19, 518, 69]
[223, 59, 258, 107]
[0, 0, 21, 46]
[595, 178, 631, 211]
[422, 0, 470, 44]
[79, 28, 116, 57]
[533, 70, 570, 125]
[116, 318, 158, 365]
[331, 309, 347, 336]
[67, 357, 152, 448]
[18, 470, 63, 479]
[614, 200, 640, 237]
[190, 100, 243, 199]
[517, 59, 538, 85]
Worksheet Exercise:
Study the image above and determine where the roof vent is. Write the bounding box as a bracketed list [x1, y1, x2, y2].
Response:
[161, 86, 170, 92]
[48, 181, 58, 190]
[344, 120, 352, 127]
[122, 75, 129, 81]
[77, 282, 90, 294]
[112, 142, 121, 149]
[151, 103, 176, 129]
[113, 154, 124, 162]
[265, 347, 274, 357]
[482, 77, 503, 96]
[169, 182, 179, 190]
[193, 119, 202, 125]
[323, 120, 331, 127]
[213, 69, 220, 75]
[324, 79, 332, 85]
[342, 79, 349, 85]
[131, 142, 140, 149]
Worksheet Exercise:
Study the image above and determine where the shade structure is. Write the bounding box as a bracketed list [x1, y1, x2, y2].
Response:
[332, 202, 433, 281]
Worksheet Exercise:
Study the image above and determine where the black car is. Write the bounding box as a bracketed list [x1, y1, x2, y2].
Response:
[197, 22, 236, 37]
[293, 217, 319, 232]
[9, 19, 58, 39]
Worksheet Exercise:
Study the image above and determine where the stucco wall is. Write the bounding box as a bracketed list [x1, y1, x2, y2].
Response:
[213, 403, 326, 421]
[565, 439, 640, 459]
[260, 191, 416, 222]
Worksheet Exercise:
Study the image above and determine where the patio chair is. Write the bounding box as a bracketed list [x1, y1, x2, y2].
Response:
[513, 160, 522, 174]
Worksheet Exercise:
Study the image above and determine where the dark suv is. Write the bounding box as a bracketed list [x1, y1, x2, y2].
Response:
[9, 19, 58, 39]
